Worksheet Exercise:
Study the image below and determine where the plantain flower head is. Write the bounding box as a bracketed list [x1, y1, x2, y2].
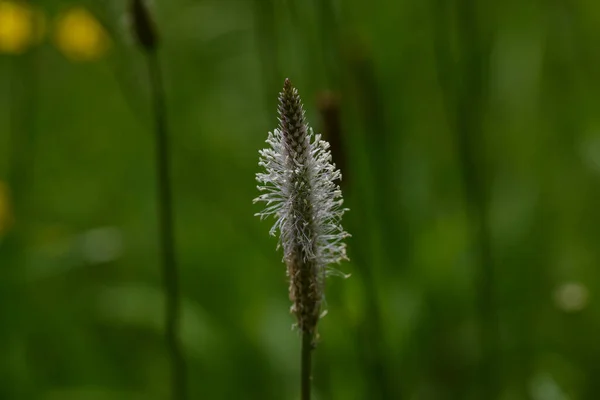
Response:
[254, 78, 350, 336]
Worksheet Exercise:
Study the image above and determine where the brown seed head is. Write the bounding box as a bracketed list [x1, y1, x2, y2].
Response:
[130, 0, 158, 51]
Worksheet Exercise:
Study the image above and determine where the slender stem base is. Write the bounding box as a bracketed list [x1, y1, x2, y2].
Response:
[301, 331, 313, 400]
[146, 50, 188, 400]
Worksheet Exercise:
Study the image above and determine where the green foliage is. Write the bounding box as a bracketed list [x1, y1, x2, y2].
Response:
[1, 0, 600, 399]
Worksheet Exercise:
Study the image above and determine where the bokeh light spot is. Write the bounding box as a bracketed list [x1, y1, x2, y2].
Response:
[54, 7, 109, 62]
[0, 1, 38, 54]
[554, 282, 589, 313]
[79, 226, 123, 264]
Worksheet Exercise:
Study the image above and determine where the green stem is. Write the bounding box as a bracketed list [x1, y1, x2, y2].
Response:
[252, 0, 280, 108]
[1, 19, 39, 400]
[301, 331, 313, 400]
[145, 50, 188, 400]
[432, 0, 498, 396]
[454, 0, 498, 397]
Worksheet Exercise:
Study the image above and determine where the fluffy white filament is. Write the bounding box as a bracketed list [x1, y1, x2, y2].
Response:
[253, 79, 349, 333]
[255, 128, 349, 268]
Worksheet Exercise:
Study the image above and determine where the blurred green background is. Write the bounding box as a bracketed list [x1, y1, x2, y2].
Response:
[1, 0, 600, 399]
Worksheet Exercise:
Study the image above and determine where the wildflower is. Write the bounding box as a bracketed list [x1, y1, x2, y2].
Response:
[54, 7, 109, 62]
[254, 78, 350, 336]
[0, 1, 44, 54]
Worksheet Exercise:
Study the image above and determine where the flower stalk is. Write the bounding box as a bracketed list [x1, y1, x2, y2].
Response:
[255, 78, 350, 399]
[130, 2, 187, 399]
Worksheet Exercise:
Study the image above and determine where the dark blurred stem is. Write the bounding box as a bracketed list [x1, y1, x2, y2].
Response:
[345, 46, 397, 399]
[301, 331, 313, 400]
[455, 0, 498, 398]
[252, 0, 280, 110]
[1, 40, 37, 400]
[431, 0, 456, 114]
[145, 50, 188, 400]
[432, 0, 498, 397]
[313, 0, 338, 87]
[7, 51, 38, 229]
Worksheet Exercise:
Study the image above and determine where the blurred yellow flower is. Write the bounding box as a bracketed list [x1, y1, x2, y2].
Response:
[0, 1, 44, 54]
[54, 7, 109, 62]
[0, 181, 14, 237]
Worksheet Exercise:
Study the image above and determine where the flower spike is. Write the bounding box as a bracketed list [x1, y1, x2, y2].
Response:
[254, 78, 350, 336]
